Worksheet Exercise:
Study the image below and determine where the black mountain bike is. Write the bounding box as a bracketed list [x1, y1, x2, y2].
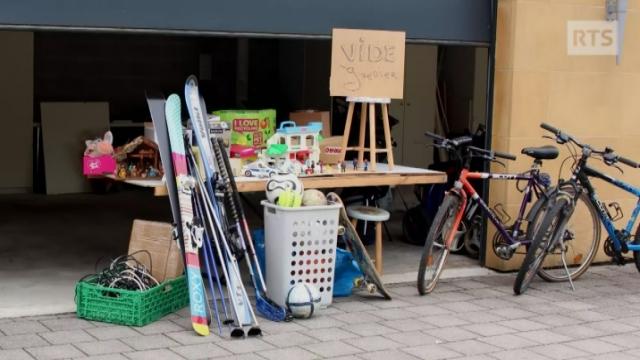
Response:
[514, 123, 639, 295]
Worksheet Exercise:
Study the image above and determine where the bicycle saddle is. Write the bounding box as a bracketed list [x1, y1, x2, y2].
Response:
[521, 145, 559, 160]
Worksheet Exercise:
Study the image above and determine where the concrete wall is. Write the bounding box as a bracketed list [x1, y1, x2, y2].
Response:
[0, 31, 33, 193]
[488, 0, 640, 270]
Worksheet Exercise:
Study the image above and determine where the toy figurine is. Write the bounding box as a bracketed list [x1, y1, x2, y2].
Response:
[147, 166, 159, 178]
[341, 160, 347, 173]
[352, 158, 358, 170]
[364, 159, 369, 171]
[117, 164, 127, 179]
[336, 162, 342, 173]
[318, 160, 323, 173]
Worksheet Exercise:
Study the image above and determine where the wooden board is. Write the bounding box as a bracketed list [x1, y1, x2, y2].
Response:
[41, 102, 110, 194]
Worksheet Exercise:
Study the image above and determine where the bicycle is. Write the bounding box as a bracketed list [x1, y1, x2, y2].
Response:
[418, 132, 565, 295]
[514, 123, 640, 295]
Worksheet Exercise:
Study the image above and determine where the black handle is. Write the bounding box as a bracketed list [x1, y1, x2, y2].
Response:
[467, 146, 516, 161]
[618, 156, 640, 168]
[424, 131, 445, 142]
[540, 123, 560, 134]
[450, 136, 473, 147]
[494, 150, 517, 161]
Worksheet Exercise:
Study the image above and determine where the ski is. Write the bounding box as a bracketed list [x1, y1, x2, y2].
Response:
[165, 94, 210, 336]
[184, 75, 261, 336]
[212, 137, 291, 322]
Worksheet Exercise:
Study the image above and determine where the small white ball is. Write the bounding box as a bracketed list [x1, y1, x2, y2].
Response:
[285, 283, 321, 318]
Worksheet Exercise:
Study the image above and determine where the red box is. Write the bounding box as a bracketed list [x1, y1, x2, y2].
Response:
[83, 155, 116, 175]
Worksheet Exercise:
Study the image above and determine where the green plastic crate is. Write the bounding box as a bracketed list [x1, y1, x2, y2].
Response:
[75, 275, 188, 326]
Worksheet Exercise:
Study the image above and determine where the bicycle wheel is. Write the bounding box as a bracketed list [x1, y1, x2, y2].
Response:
[417, 193, 461, 295]
[537, 190, 599, 282]
[514, 197, 571, 295]
[633, 226, 640, 272]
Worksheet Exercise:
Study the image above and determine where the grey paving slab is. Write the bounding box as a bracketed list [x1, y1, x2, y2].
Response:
[343, 335, 401, 352]
[134, 320, 184, 335]
[496, 319, 548, 332]
[76, 355, 129, 360]
[478, 333, 539, 350]
[120, 334, 180, 351]
[0, 265, 639, 359]
[530, 343, 590, 360]
[74, 340, 133, 356]
[0, 349, 36, 360]
[343, 322, 398, 337]
[563, 338, 623, 355]
[461, 322, 515, 337]
[0, 334, 48, 349]
[40, 318, 95, 331]
[40, 329, 95, 344]
[383, 331, 441, 347]
[0, 321, 49, 335]
[258, 346, 319, 360]
[357, 349, 420, 360]
[216, 338, 275, 354]
[302, 340, 362, 358]
[262, 332, 317, 347]
[424, 327, 479, 342]
[306, 328, 361, 342]
[401, 343, 463, 360]
[85, 327, 145, 341]
[442, 339, 500, 356]
[124, 348, 185, 360]
[490, 348, 552, 360]
[380, 318, 435, 332]
[169, 343, 231, 360]
[25, 344, 85, 360]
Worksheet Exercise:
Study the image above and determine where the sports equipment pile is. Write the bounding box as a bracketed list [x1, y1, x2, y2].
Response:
[146, 76, 289, 338]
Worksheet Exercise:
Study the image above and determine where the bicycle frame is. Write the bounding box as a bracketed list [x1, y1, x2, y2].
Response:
[577, 165, 640, 253]
[444, 168, 546, 249]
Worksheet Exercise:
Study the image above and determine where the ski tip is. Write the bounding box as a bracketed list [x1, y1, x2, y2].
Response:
[192, 323, 210, 336]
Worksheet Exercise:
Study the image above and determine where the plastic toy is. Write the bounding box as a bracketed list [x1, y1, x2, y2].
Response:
[266, 121, 322, 165]
[241, 160, 278, 178]
[84, 131, 114, 157]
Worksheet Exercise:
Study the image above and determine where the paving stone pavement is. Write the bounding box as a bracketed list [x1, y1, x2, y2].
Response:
[3, 264, 640, 359]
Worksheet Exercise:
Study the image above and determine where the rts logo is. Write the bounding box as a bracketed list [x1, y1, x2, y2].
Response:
[567, 21, 618, 56]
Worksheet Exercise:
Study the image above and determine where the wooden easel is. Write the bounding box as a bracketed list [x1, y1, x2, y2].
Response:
[338, 96, 394, 171]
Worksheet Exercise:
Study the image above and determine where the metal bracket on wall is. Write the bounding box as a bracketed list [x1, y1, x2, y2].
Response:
[606, 0, 628, 64]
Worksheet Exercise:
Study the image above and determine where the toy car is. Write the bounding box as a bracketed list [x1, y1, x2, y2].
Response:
[242, 161, 278, 178]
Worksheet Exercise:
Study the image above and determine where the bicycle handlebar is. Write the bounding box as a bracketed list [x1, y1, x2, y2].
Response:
[424, 132, 472, 148]
[540, 123, 640, 169]
[617, 156, 640, 168]
[467, 146, 517, 161]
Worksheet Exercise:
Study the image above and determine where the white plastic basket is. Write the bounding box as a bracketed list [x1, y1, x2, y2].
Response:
[262, 200, 341, 307]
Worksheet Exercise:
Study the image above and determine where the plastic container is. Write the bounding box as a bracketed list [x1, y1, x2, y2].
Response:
[262, 200, 341, 307]
[75, 275, 188, 326]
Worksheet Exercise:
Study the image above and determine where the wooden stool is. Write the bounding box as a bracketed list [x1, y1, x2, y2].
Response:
[338, 97, 395, 171]
[346, 205, 390, 274]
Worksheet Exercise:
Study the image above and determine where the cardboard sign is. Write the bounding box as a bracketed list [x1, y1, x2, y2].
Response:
[330, 28, 405, 99]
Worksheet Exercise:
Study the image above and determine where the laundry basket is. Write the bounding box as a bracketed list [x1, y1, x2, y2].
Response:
[262, 200, 341, 307]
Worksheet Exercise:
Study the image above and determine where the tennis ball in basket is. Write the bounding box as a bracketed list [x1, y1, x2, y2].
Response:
[265, 174, 304, 203]
[286, 283, 321, 318]
[302, 189, 328, 206]
[277, 189, 302, 208]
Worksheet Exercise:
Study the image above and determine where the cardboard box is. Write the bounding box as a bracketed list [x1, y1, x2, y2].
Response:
[128, 220, 184, 282]
[290, 110, 331, 138]
[83, 155, 116, 176]
[213, 109, 276, 148]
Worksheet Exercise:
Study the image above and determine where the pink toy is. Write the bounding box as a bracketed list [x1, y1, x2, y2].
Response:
[84, 131, 114, 157]
[83, 131, 116, 175]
